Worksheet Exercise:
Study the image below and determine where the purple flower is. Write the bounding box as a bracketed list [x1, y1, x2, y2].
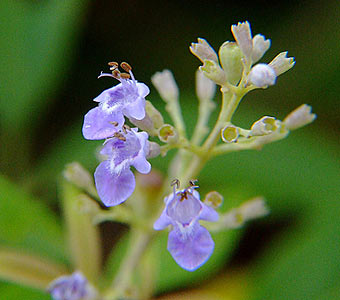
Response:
[48, 271, 95, 300]
[154, 184, 219, 271]
[82, 67, 150, 140]
[95, 128, 151, 206]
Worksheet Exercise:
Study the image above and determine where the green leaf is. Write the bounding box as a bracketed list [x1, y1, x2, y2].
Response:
[0, 247, 68, 291]
[0, 0, 89, 132]
[0, 282, 50, 300]
[0, 174, 67, 264]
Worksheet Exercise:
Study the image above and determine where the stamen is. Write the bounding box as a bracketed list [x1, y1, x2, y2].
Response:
[112, 70, 121, 79]
[108, 61, 119, 68]
[110, 121, 119, 126]
[189, 179, 199, 189]
[123, 124, 131, 131]
[171, 179, 180, 189]
[180, 191, 188, 201]
[113, 132, 126, 141]
[98, 72, 115, 79]
[120, 73, 131, 79]
[121, 62, 132, 72]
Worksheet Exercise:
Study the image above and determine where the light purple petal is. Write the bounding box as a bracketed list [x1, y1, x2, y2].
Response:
[167, 225, 214, 271]
[123, 96, 145, 120]
[153, 210, 172, 230]
[94, 161, 135, 206]
[137, 82, 150, 98]
[82, 107, 124, 140]
[199, 203, 219, 222]
[132, 156, 151, 174]
[93, 85, 122, 103]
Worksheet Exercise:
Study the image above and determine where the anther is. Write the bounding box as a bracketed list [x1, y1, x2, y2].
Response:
[112, 70, 121, 79]
[121, 62, 132, 73]
[171, 179, 180, 189]
[120, 73, 131, 79]
[109, 121, 119, 126]
[108, 61, 119, 68]
[189, 179, 198, 188]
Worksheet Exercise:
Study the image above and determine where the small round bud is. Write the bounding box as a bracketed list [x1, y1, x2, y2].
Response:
[151, 70, 179, 102]
[204, 191, 224, 208]
[195, 69, 216, 101]
[250, 116, 280, 136]
[221, 125, 239, 143]
[158, 124, 178, 143]
[248, 63, 276, 87]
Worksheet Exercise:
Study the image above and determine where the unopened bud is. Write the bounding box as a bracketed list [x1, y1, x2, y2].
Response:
[269, 51, 295, 76]
[147, 142, 161, 158]
[283, 104, 316, 130]
[190, 38, 218, 63]
[145, 101, 164, 129]
[129, 101, 164, 136]
[200, 59, 226, 86]
[151, 70, 179, 102]
[221, 125, 239, 143]
[158, 124, 178, 143]
[248, 63, 276, 87]
[63, 162, 96, 195]
[204, 191, 224, 208]
[251, 34, 271, 63]
[218, 42, 243, 85]
[231, 21, 253, 61]
[195, 69, 216, 102]
[251, 116, 280, 136]
[239, 197, 269, 221]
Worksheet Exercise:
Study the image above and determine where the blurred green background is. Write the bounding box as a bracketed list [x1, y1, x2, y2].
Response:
[0, 0, 339, 299]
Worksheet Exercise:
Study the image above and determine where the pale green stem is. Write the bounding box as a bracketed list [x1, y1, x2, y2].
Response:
[164, 98, 187, 138]
[105, 229, 154, 300]
[212, 130, 290, 156]
[191, 98, 216, 146]
[178, 90, 242, 183]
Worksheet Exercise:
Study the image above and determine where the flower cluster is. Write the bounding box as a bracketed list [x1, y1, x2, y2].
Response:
[82, 62, 152, 206]
[190, 21, 295, 89]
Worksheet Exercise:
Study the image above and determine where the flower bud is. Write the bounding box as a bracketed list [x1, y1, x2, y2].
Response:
[129, 101, 164, 136]
[283, 104, 316, 130]
[195, 69, 216, 102]
[250, 116, 280, 136]
[269, 51, 295, 76]
[251, 34, 271, 63]
[158, 124, 178, 143]
[63, 162, 96, 195]
[151, 69, 179, 102]
[147, 141, 161, 158]
[200, 59, 226, 86]
[248, 63, 276, 87]
[231, 21, 253, 61]
[204, 191, 224, 208]
[221, 125, 239, 143]
[239, 197, 269, 221]
[218, 42, 243, 85]
[146, 101, 164, 129]
[190, 38, 218, 63]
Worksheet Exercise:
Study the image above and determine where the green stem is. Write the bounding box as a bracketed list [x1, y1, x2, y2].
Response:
[105, 229, 154, 299]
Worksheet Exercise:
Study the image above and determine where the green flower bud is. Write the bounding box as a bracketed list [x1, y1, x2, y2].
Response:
[250, 116, 281, 136]
[221, 125, 239, 143]
[145, 101, 164, 129]
[218, 42, 243, 85]
[204, 191, 224, 208]
[129, 101, 164, 136]
[200, 59, 226, 86]
[158, 124, 178, 143]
